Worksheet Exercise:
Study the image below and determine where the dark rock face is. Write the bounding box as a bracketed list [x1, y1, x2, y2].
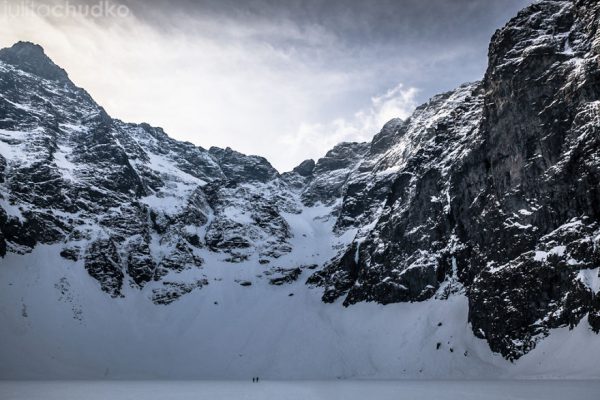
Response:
[84, 239, 124, 298]
[152, 279, 208, 305]
[292, 159, 316, 177]
[459, 0, 600, 358]
[370, 118, 405, 154]
[1, 0, 599, 362]
[208, 147, 279, 183]
[267, 267, 302, 285]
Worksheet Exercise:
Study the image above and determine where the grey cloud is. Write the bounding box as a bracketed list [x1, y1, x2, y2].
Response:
[115, 0, 532, 100]
[32, 0, 532, 103]
[2, 0, 534, 170]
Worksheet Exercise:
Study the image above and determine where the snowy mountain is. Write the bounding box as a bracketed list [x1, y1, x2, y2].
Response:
[1, 0, 600, 379]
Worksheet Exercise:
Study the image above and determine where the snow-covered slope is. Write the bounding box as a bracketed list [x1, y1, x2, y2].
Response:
[2, 243, 600, 380]
[1, 0, 600, 379]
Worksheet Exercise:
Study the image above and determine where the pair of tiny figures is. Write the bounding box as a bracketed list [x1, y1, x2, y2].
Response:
[252, 377, 260, 383]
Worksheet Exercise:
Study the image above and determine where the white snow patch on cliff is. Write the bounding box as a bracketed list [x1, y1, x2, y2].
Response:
[53, 145, 77, 182]
[2, 243, 599, 380]
[577, 268, 600, 294]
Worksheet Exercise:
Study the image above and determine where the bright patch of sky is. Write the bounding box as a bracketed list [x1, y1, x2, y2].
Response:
[0, 0, 531, 171]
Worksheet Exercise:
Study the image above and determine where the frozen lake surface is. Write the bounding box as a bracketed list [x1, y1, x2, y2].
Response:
[1, 380, 600, 400]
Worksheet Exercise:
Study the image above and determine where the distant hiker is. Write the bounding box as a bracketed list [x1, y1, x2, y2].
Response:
[252, 377, 255, 382]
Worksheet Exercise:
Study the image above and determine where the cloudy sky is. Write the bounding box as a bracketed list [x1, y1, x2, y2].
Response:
[0, 0, 531, 171]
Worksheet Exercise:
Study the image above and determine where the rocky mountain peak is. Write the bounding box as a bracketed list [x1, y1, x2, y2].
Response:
[292, 159, 316, 177]
[370, 117, 405, 154]
[0, 41, 70, 82]
[208, 146, 279, 182]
